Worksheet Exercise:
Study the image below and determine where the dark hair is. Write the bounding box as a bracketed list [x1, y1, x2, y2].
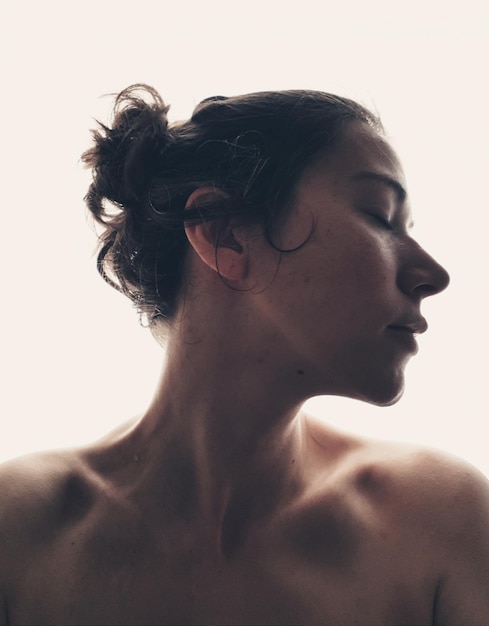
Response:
[82, 84, 382, 324]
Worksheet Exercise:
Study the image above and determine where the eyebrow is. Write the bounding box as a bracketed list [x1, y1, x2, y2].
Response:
[350, 171, 407, 203]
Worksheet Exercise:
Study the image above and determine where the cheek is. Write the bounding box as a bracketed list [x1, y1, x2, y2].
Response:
[277, 201, 319, 252]
[319, 229, 392, 286]
[311, 233, 398, 324]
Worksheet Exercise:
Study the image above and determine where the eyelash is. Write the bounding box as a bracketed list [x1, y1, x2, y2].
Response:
[367, 211, 394, 231]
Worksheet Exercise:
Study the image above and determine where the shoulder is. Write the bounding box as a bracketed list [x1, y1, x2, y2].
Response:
[310, 415, 489, 614]
[362, 442, 489, 522]
[401, 448, 489, 623]
[0, 450, 88, 621]
[0, 449, 97, 569]
[0, 420, 141, 558]
[0, 449, 85, 514]
[345, 436, 489, 622]
[391, 449, 489, 623]
[348, 435, 489, 527]
[306, 414, 489, 531]
[0, 418, 138, 529]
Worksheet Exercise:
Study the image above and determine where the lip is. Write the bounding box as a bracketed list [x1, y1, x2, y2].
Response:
[386, 326, 420, 353]
[388, 317, 428, 335]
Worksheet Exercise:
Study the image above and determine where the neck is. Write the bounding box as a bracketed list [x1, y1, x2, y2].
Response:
[125, 319, 312, 556]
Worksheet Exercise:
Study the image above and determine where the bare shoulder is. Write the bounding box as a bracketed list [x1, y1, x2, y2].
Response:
[0, 448, 87, 518]
[305, 412, 489, 556]
[382, 445, 489, 624]
[306, 413, 489, 624]
[0, 417, 138, 529]
[357, 437, 489, 530]
[0, 448, 96, 569]
[0, 449, 91, 624]
[0, 416, 142, 560]
[306, 412, 489, 518]
[391, 445, 489, 624]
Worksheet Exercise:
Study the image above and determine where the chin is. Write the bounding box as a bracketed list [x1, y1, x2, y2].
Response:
[352, 375, 406, 407]
[371, 388, 405, 407]
[315, 360, 408, 407]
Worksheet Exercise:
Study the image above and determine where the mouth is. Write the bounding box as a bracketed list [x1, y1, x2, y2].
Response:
[386, 325, 423, 353]
[388, 325, 419, 336]
[387, 318, 428, 336]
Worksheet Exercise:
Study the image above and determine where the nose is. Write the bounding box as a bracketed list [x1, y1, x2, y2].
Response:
[398, 242, 450, 299]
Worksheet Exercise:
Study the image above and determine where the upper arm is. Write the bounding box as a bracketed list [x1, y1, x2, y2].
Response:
[433, 461, 489, 625]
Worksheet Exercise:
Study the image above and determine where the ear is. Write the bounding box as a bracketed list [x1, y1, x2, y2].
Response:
[184, 187, 249, 281]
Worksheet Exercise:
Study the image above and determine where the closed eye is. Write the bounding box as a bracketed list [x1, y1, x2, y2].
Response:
[366, 211, 394, 231]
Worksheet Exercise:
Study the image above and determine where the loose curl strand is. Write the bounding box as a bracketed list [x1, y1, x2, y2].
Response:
[82, 85, 382, 325]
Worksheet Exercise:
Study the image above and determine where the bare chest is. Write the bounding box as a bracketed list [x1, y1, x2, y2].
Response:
[8, 514, 436, 625]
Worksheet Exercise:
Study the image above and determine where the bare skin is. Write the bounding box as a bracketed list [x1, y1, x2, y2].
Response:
[1, 122, 488, 625]
[1, 418, 488, 625]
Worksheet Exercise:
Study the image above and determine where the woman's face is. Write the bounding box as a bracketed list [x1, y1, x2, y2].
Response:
[253, 120, 450, 405]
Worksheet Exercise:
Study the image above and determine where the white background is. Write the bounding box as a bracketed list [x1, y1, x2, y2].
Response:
[1, 1, 488, 476]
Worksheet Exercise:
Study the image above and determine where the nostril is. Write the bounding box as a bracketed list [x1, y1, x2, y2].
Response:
[409, 259, 450, 298]
[415, 284, 439, 297]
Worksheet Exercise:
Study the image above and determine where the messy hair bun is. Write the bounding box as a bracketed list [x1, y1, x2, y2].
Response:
[82, 84, 381, 325]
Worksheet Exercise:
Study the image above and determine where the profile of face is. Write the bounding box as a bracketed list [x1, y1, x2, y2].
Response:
[248, 120, 450, 406]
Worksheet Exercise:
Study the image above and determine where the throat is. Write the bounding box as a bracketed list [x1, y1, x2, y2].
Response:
[218, 490, 255, 559]
[214, 467, 296, 560]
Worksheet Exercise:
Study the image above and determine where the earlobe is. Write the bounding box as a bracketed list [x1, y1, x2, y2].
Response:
[184, 187, 248, 281]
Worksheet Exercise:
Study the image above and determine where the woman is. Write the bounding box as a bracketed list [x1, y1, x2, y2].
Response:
[0, 85, 488, 625]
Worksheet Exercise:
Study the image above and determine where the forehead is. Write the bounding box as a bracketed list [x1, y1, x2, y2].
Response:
[300, 121, 407, 194]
